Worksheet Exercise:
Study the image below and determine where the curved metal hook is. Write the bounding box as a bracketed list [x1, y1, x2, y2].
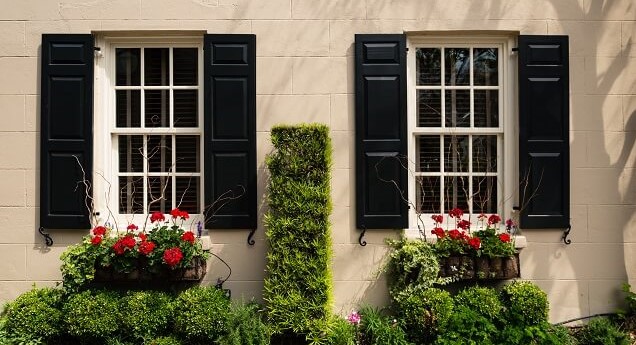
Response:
[247, 228, 256, 246]
[358, 226, 367, 247]
[38, 227, 53, 247]
[562, 224, 572, 245]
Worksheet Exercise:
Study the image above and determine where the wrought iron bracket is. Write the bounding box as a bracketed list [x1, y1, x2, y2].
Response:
[358, 226, 367, 247]
[38, 226, 53, 247]
[562, 224, 572, 245]
[247, 228, 256, 246]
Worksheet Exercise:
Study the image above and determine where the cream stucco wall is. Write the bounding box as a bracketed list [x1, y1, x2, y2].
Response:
[0, 0, 635, 323]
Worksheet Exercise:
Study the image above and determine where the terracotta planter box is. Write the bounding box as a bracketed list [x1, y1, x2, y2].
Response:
[93, 257, 207, 283]
[439, 254, 519, 280]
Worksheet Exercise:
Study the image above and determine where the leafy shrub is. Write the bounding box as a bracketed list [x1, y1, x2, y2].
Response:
[3, 287, 64, 342]
[454, 286, 502, 321]
[386, 238, 440, 304]
[218, 303, 270, 345]
[396, 288, 453, 344]
[322, 315, 357, 345]
[575, 317, 630, 345]
[358, 307, 410, 345]
[147, 336, 182, 345]
[119, 290, 173, 341]
[502, 281, 549, 325]
[264, 125, 333, 335]
[498, 323, 575, 345]
[172, 286, 230, 342]
[63, 289, 121, 340]
[433, 305, 497, 345]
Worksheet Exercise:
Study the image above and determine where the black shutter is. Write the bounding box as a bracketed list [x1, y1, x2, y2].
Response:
[40, 34, 94, 229]
[355, 34, 408, 229]
[203, 34, 256, 229]
[518, 35, 570, 229]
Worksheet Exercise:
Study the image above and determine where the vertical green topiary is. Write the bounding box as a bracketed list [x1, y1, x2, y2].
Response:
[264, 124, 333, 336]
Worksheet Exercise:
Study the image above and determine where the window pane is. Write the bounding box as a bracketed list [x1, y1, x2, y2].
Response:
[418, 90, 441, 127]
[473, 135, 497, 173]
[444, 176, 469, 213]
[147, 177, 172, 213]
[443, 135, 469, 172]
[416, 176, 440, 214]
[416, 48, 441, 86]
[444, 48, 470, 86]
[118, 135, 143, 173]
[145, 90, 170, 127]
[116, 48, 140, 86]
[445, 90, 470, 127]
[176, 177, 199, 214]
[417, 135, 440, 172]
[474, 48, 498, 86]
[176, 135, 200, 172]
[173, 48, 198, 86]
[116, 90, 141, 127]
[173, 90, 198, 127]
[474, 90, 499, 128]
[144, 48, 169, 86]
[148, 135, 173, 172]
[473, 176, 497, 214]
[119, 176, 144, 214]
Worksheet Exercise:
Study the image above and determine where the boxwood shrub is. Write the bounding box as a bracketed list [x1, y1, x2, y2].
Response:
[63, 289, 121, 341]
[502, 281, 549, 325]
[119, 290, 174, 341]
[4, 287, 64, 342]
[172, 286, 230, 342]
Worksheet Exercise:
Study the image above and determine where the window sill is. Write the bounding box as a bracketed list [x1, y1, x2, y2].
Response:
[403, 229, 527, 249]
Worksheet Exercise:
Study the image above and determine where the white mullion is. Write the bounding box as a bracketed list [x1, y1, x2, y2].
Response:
[439, 134, 445, 214]
[468, 134, 473, 215]
[140, 48, 146, 128]
[468, 46, 474, 215]
[171, 134, 177, 210]
[143, 134, 148, 215]
[440, 47, 446, 129]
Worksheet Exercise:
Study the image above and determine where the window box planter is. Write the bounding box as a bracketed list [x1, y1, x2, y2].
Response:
[93, 257, 207, 283]
[438, 254, 520, 280]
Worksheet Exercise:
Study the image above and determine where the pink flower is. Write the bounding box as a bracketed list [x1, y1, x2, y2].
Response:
[347, 311, 361, 325]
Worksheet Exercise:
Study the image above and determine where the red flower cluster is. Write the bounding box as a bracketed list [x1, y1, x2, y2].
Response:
[448, 229, 462, 240]
[91, 236, 102, 245]
[498, 233, 511, 243]
[488, 214, 502, 225]
[468, 237, 481, 250]
[150, 211, 165, 223]
[431, 214, 444, 224]
[113, 235, 136, 255]
[138, 240, 156, 255]
[457, 219, 471, 230]
[181, 231, 195, 244]
[127, 224, 138, 231]
[163, 247, 183, 267]
[432, 227, 445, 238]
[93, 226, 107, 236]
[448, 208, 464, 219]
[170, 208, 190, 220]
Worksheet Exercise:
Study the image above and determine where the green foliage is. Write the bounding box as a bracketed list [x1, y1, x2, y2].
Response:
[3, 287, 64, 342]
[321, 316, 357, 345]
[119, 290, 174, 341]
[502, 281, 549, 326]
[433, 305, 497, 345]
[60, 236, 113, 292]
[147, 336, 182, 345]
[454, 286, 502, 321]
[358, 307, 411, 345]
[264, 124, 333, 335]
[145, 223, 209, 270]
[217, 303, 270, 345]
[473, 227, 516, 258]
[172, 286, 230, 342]
[385, 238, 441, 304]
[63, 289, 121, 341]
[396, 288, 453, 344]
[575, 317, 630, 345]
[497, 323, 575, 345]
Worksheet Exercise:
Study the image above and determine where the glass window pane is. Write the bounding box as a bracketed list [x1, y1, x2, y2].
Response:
[148, 135, 173, 173]
[474, 48, 498, 86]
[147, 177, 172, 213]
[173, 48, 198, 86]
[418, 90, 441, 127]
[173, 90, 198, 127]
[144, 48, 169, 86]
[118, 135, 143, 173]
[416, 176, 440, 214]
[119, 176, 144, 214]
[444, 135, 469, 172]
[444, 176, 469, 213]
[444, 48, 470, 86]
[474, 90, 499, 128]
[176, 135, 200, 172]
[145, 90, 170, 127]
[116, 48, 140, 86]
[416, 48, 441, 86]
[176, 177, 199, 214]
[472, 135, 497, 173]
[417, 136, 440, 172]
[116, 90, 141, 128]
[445, 90, 470, 127]
[473, 176, 497, 214]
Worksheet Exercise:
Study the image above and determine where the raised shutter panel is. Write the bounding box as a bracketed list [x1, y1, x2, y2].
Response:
[355, 34, 408, 229]
[203, 34, 256, 229]
[40, 34, 94, 229]
[518, 35, 570, 229]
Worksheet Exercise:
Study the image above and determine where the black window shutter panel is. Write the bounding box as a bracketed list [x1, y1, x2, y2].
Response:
[203, 34, 256, 229]
[40, 34, 94, 229]
[518, 35, 570, 229]
[355, 34, 408, 229]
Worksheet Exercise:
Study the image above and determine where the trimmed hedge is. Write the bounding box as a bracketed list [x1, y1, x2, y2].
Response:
[263, 124, 333, 335]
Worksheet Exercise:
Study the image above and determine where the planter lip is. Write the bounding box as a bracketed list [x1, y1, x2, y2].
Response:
[93, 257, 207, 283]
[404, 232, 527, 249]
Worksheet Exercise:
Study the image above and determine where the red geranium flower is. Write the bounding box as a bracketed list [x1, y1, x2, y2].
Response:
[448, 229, 462, 240]
[138, 233, 147, 242]
[468, 237, 481, 250]
[181, 231, 195, 244]
[138, 241, 156, 255]
[113, 241, 125, 255]
[170, 208, 190, 220]
[448, 208, 464, 219]
[488, 214, 502, 225]
[431, 214, 444, 224]
[499, 233, 511, 243]
[431, 227, 445, 239]
[150, 211, 165, 223]
[113, 235, 136, 255]
[478, 213, 487, 221]
[91, 235, 102, 245]
[460, 231, 469, 240]
[127, 224, 138, 232]
[92, 226, 106, 236]
[163, 247, 183, 268]
[457, 219, 471, 230]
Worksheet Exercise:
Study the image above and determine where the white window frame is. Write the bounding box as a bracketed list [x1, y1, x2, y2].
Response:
[406, 34, 518, 235]
[93, 34, 204, 231]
